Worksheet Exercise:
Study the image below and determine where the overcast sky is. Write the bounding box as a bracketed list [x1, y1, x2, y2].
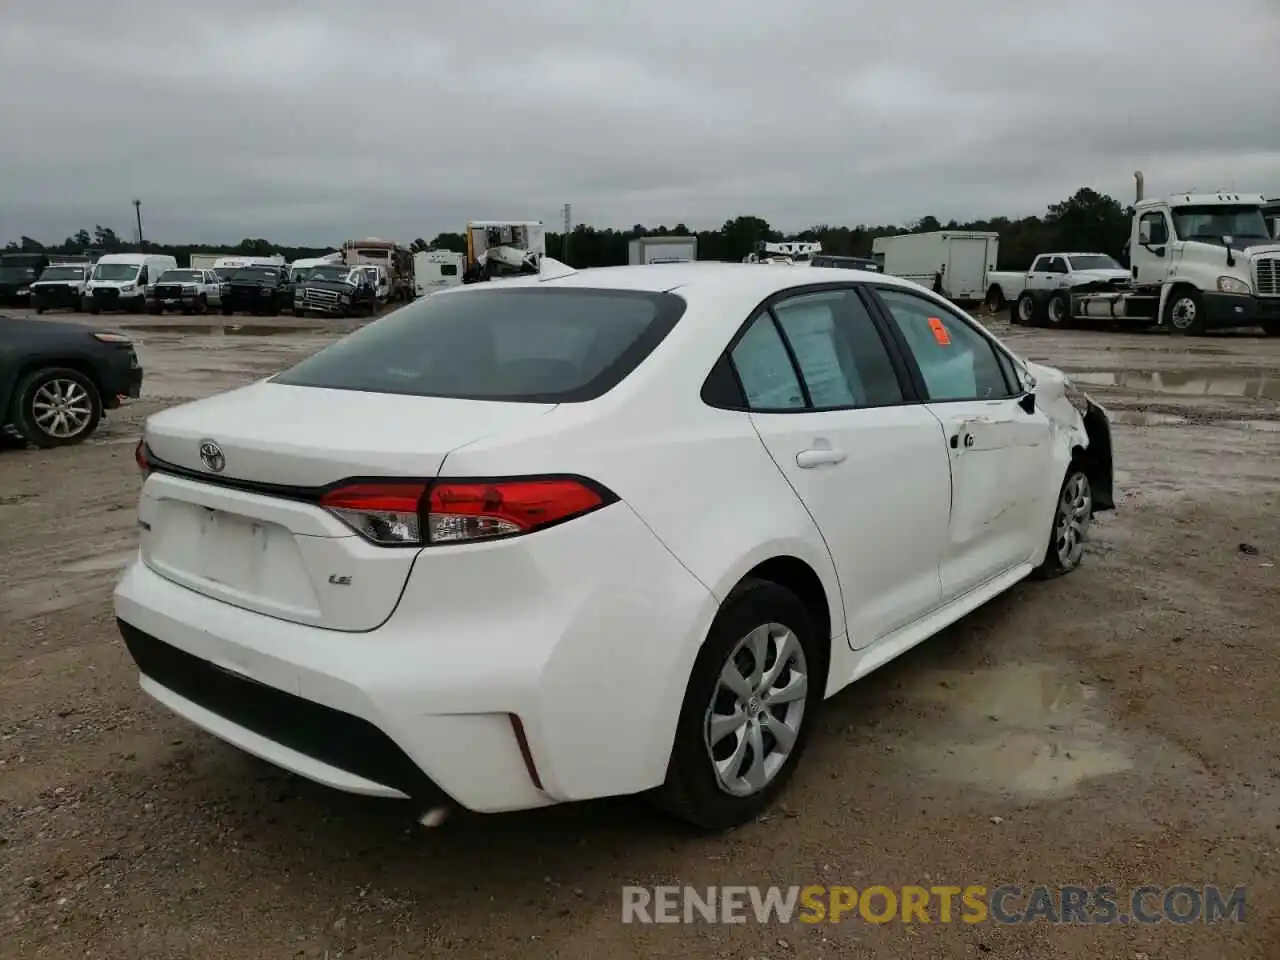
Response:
[2, 0, 1277, 247]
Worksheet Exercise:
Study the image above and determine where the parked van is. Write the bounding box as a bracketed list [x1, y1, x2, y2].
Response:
[84, 253, 178, 313]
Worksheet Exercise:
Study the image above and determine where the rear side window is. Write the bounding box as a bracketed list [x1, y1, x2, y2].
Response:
[771, 290, 903, 408]
[730, 313, 806, 410]
[273, 287, 685, 403]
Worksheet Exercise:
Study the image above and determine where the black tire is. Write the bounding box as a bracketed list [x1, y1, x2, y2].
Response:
[34, 306, 44, 315]
[9, 367, 102, 449]
[650, 578, 824, 830]
[87, 305, 100, 316]
[1045, 291, 1071, 327]
[984, 286, 1005, 313]
[221, 307, 233, 316]
[196, 294, 207, 315]
[1261, 320, 1280, 337]
[1013, 291, 1040, 326]
[1165, 287, 1205, 335]
[293, 308, 305, 318]
[148, 303, 163, 315]
[1031, 464, 1092, 580]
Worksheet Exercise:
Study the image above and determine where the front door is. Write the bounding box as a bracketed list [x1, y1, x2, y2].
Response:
[730, 286, 952, 648]
[871, 286, 1053, 600]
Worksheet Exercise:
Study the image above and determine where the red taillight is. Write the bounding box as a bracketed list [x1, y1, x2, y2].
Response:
[319, 482, 429, 546]
[135, 438, 151, 476]
[427, 479, 607, 543]
[318, 477, 612, 547]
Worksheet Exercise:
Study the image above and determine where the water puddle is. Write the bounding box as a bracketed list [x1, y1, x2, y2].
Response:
[124, 323, 326, 336]
[1066, 368, 1280, 401]
[901, 664, 1134, 798]
[1223, 419, 1280, 433]
[1107, 410, 1187, 426]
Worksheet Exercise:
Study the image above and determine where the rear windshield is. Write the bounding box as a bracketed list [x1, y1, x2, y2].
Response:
[272, 287, 685, 402]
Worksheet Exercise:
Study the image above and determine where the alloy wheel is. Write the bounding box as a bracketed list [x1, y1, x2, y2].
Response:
[32, 378, 94, 439]
[704, 622, 809, 796]
[1054, 472, 1092, 570]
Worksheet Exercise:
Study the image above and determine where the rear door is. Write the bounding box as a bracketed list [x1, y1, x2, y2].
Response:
[734, 285, 952, 648]
[945, 238, 990, 299]
[869, 286, 1052, 600]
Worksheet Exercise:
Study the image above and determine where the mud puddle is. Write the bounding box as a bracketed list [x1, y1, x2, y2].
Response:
[123, 323, 326, 336]
[1107, 410, 1187, 426]
[896, 663, 1135, 799]
[1067, 368, 1280, 401]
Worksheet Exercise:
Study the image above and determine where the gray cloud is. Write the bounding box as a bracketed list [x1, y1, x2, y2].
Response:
[2, 0, 1278, 246]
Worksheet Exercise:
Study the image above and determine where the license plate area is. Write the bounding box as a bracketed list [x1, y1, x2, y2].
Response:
[142, 500, 323, 620]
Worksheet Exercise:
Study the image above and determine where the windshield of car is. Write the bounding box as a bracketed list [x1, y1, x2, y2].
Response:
[1171, 205, 1271, 244]
[213, 267, 239, 280]
[37, 266, 84, 281]
[1066, 255, 1121, 271]
[230, 267, 279, 282]
[92, 263, 141, 282]
[353, 249, 391, 260]
[158, 270, 202, 283]
[273, 288, 685, 402]
[307, 265, 353, 283]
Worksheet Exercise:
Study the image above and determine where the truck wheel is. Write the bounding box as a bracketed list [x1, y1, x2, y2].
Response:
[1261, 320, 1280, 337]
[1013, 291, 1040, 326]
[148, 303, 162, 315]
[1045, 292, 1071, 327]
[1165, 288, 1205, 335]
[10, 367, 102, 448]
[293, 308, 305, 318]
[196, 294, 208, 314]
[221, 306, 233, 316]
[985, 286, 1005, 313]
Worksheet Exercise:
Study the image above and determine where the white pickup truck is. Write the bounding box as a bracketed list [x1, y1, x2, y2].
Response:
[985, 252, 1129, 315]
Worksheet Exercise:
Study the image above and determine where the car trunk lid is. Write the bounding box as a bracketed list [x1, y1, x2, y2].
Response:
[139, 381, 556, 630]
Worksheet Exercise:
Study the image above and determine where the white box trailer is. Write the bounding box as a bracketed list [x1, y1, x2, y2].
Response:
[629, 235, 698, 264]
[870, 231, 999, 301]
[413, 250, 466, 296]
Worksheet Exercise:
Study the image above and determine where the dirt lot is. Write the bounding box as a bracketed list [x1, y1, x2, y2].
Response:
[2, 309, 1278, 959]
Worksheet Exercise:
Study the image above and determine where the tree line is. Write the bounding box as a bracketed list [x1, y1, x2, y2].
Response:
[4, 188, 1132, 272]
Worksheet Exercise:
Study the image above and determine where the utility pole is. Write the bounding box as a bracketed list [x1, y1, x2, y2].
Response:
[561, 203, 570, 263]
[132, 199, 144, 248]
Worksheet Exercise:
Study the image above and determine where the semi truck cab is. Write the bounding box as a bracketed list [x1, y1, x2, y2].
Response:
[1131, 192, 1280, 334]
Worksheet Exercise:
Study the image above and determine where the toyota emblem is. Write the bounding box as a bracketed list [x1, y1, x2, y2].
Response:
[199, 440, 226, 473]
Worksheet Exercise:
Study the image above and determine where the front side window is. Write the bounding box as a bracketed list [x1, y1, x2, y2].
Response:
[1140, 212, 1169, 246]
[875, 288, 1015, 402]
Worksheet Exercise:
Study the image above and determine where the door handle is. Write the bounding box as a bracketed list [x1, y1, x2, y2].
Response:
[796, 448, 848, 468]
[950, 432, 975, 449]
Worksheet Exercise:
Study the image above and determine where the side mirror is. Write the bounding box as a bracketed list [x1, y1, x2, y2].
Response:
[1017, 392, 1036, 415]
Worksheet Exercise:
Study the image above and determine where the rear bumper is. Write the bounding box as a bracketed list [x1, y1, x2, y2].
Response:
[113, 502, 718, 813]
[98, 356, 143, 408]
[1201, 292, 1280, 329]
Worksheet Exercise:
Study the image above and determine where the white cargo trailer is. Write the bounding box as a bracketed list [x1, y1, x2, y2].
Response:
[628, 236, 698, 265]
[870, 231, 999, 301]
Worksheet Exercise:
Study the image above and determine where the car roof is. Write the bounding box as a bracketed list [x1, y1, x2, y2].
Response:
[477, 262, 912, 297]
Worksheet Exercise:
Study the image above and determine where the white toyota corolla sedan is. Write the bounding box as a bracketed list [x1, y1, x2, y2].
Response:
[115, 262, 1113, 830]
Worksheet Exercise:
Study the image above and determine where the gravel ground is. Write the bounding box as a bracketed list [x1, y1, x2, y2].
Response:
[1, 309, 1278, 959]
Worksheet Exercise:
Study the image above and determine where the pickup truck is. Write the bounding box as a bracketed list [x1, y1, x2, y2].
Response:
[145, 268, 223, 315]
[985, 253, 1130, 317]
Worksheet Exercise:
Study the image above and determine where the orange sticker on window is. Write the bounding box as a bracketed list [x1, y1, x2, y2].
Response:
[928, 317, 951, 345]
